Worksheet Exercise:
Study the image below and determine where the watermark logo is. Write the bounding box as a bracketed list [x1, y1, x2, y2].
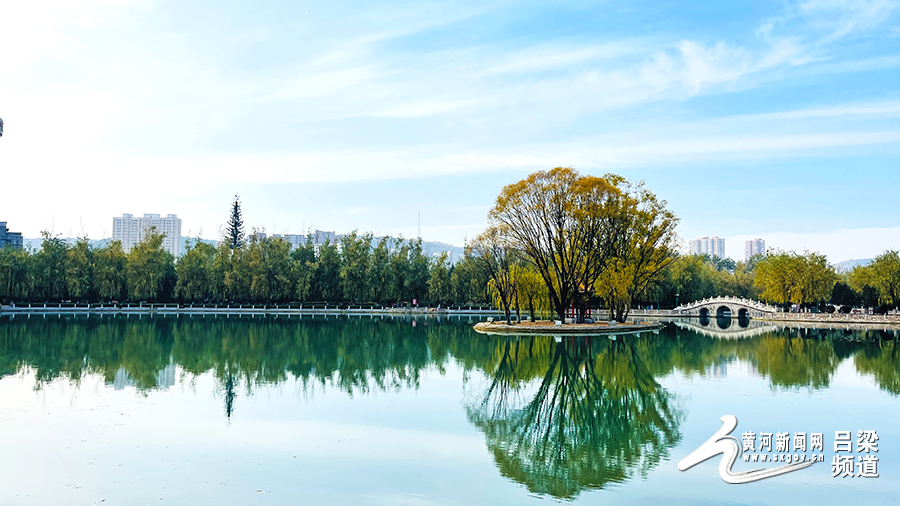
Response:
[679, 416, 880, 483]
[679, 415, 813, 483]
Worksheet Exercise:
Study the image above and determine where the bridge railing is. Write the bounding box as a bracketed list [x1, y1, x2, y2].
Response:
[673, 296, 778, 314]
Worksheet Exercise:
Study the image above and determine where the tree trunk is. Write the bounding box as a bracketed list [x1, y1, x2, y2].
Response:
[615, 300, 631, 323]
[555, 303, 566, 322]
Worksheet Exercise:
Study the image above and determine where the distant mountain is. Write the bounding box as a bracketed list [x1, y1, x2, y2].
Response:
[23, 237, 110, 250]
[420, 240, 465, 263]
[835, 258, 873, 273]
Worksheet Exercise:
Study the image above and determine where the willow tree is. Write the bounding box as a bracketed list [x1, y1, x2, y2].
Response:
[340, 231, 373, 303]
[597, 178, 678, 322]
[754, 251, 836, 308]
[32, 232, 68, 301]
[0, 247, 32, 300]
[64, 238, 94, 301]
[427, 251, 452, 304]
[516, 265, 548, 321]
[849, 251, 900, 310]
[126, 230, 175, 301]
[470, 226, 519, 325]
[94, 241, 127, 301]
[489, 168, 620, 321]
[175, 241, 216, 301]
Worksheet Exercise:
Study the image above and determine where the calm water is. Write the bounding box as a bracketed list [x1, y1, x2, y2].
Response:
[1, 314, 899, 505]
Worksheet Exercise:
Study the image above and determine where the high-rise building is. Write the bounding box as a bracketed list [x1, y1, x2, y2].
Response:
[272, 234, 306, 250]
[0, 222, 23, 249]
[112, 213, 182, 257]
[689, 236, 726, 259]
[744, 238, 766, 261]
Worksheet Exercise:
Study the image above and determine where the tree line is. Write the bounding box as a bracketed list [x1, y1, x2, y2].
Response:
[0, 230, 492, 305]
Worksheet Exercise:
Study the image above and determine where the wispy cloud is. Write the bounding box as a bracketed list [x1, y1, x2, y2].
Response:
[798, 0, 899, 41]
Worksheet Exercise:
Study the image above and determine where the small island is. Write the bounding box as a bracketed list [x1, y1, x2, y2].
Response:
[473, 320, 663, 336]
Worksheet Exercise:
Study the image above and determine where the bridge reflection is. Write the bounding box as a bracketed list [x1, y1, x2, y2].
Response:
[671, 317, 779, 339]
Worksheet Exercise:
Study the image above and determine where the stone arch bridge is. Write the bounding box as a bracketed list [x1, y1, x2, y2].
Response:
[673, 296, 778, 319]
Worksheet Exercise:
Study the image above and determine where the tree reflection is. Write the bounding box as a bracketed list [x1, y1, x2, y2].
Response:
[466, 335, 683, 499]
[855, 338, 900, 395]
[741, 331, 841, 389]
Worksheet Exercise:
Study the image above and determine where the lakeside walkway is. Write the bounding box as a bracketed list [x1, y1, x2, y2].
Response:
[0, 302, 502, 316]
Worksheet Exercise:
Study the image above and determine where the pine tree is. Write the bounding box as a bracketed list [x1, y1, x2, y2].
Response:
[226, 194, 245, 249]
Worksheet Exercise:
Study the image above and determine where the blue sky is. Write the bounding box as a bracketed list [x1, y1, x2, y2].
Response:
[1, 0, 899, 260]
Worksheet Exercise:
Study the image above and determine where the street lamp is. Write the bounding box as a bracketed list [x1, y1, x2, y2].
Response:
[675, 292, 680, 308]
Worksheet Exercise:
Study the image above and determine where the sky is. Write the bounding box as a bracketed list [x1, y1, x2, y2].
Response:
[1, 0, 899, 261]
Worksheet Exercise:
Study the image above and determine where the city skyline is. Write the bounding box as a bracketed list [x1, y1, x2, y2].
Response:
[2, 1, 900, 262]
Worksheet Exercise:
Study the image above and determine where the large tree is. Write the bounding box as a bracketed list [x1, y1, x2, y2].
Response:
[489, 167, 620, 321]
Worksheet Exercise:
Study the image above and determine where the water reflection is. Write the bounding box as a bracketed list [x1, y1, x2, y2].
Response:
[855, 340, 900, 395]
[465, 336, 682, 499]
[716, 314, 732, 329]
[1, 314, 899, 499]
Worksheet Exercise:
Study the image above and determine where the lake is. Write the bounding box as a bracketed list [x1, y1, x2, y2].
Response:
[1, 314, 898, 505]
